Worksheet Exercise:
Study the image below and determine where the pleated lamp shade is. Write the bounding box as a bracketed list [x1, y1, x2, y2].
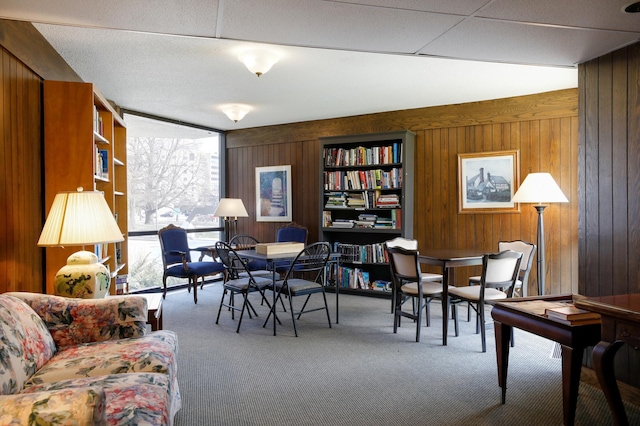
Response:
[38, 188, 124, 247]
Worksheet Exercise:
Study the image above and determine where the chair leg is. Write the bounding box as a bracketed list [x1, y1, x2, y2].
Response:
[216, 289, 228, 324]
[288, 290, 299, 337]
[451, 300, 459, 337]
[235, 293, 249, 333]
[425, 298, 431, 327]
[162, 277, 167, 299]
[192, 276, 198, 303]
[415, 298, 423, 342]
[479, 301, 486, 353]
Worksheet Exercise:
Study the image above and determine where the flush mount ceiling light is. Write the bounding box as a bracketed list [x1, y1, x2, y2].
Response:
[624, 1, 640, 12]
[238, 50, 279, 77]
[221, 104, 251, 123]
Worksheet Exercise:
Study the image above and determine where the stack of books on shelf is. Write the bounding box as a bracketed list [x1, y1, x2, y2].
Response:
[323, 142, 402, 167]
[376, 194, 400, 208]
[354, 213, 377, 228]
[544, 304, 601, 326]
[331, 219, 355, 228]
[324, 192, 347, 208]
[347, 193, 366, 208]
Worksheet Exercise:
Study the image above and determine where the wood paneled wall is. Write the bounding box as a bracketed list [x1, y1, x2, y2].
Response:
[578, 42, 640, 387]
[0, 46, 44, 293]
[227, 89, 579, 294]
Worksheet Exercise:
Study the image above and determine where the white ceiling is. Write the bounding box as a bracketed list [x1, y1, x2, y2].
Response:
[2, 0, 639, 132]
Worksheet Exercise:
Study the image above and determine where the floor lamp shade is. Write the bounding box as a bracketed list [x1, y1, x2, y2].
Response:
[511, 173, 568, 296]
[38, 188, 124, 298]
[214, 198, 248, 242]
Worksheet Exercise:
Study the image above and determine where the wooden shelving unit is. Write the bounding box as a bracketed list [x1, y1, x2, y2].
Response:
[43, 80, 128, 295]
[319, 130, 415, 297]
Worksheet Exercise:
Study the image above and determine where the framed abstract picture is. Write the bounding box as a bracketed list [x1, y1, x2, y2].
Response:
[255, 165, 292, 222]
[458, 150, 520, 214]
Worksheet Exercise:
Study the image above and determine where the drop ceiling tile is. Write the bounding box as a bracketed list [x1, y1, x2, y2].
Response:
[477, 0, 640, 32]
[0, 0, 219, 37]
[217, 0, 464, 53]
[326, 0, 492, 15]
[420, 18, 640, 66]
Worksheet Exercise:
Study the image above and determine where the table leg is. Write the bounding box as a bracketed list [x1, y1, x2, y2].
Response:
[593, 340, 628, 426]
[494, 319, 511, 404]
[272, 264, 277, 336]
[560, 344, 584, 426]
[441, 266, 450, 345]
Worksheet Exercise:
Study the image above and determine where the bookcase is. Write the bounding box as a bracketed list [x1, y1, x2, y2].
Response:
[319, 130, 415, 297]
[43, 80, 128, 295]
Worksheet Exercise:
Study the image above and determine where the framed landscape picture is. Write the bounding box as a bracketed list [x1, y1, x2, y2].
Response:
[458, 150, 520, 214]
[255, 165, 292, 222]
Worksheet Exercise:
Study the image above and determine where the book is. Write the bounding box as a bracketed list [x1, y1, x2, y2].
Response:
[545, 305, 600, 321]
[545, 316, 601, 326]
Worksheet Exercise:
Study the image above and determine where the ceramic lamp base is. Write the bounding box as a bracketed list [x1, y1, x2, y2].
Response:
[54, 250, 111, 298]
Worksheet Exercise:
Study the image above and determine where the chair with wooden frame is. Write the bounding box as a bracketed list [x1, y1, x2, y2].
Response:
[158, 224, 225, 303]
[449, 250, 523, 352]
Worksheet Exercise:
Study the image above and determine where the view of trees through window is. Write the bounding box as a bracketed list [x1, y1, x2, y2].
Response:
[123, 113, 224, 292]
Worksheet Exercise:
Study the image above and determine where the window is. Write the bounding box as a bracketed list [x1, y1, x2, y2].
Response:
[123, 112, 225, 292]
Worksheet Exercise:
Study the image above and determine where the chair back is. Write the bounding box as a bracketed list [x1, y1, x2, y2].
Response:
[158, 224, 192, 267]
[215, 241, 256, 281]
[229, 234, 259, 250]
[498, 240, 536, 296]
[481, 250, 523, 295]
[385, 237, 418, 250]
[386, 245, 421, 290]
[276, 222, 308, 244]
[282, 242, 330, 283]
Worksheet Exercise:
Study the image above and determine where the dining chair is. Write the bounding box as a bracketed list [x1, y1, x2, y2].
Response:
[214, 241, 276, 333]
[228, 234, 271, 276]
[387, 245, 449, 342]
[449, 250, 523, 352]
[158, 224, 225, 303]
[385, 237, 443, 317]
[466, 240, 536, 321]
[262, 242, 332, 337]
[275, 222, 308, 244]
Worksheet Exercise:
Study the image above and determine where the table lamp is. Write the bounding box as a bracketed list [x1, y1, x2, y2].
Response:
[38, 187, 124, 298]
[511, 173, 568, 296]
[214, 198, 248, 242]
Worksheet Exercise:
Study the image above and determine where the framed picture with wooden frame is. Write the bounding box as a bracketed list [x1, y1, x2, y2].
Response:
[255, 165, 293, 222]
[457, 150, 520, 214]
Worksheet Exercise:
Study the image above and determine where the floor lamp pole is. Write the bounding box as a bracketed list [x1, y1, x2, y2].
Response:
[535, 205, 546, 296]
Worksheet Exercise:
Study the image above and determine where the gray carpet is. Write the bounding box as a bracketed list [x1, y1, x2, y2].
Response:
[161, 284, 640, 425]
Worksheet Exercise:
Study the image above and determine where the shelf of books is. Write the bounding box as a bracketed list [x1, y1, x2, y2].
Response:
[319, 130, 415, 297]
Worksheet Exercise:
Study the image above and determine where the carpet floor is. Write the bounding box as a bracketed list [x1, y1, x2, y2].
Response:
[161, 283, 640, 425]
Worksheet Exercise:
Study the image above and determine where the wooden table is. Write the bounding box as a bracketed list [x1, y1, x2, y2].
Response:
[419, 248, 485, 345]
[491, 295, 602, 426]
[574, 294, 640, 426]
[139, 293, 163, 331]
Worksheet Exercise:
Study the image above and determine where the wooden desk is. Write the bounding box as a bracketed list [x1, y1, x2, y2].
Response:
[419, 248, 484, 345]
[491, 295, 601, 426]
[575, 294, 640, 426]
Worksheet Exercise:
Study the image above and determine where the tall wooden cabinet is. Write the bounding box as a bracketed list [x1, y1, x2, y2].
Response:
[43, 80, 128, 295]
[320, 130, 414, 297]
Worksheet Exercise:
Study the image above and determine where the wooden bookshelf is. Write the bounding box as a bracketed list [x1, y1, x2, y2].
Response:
[43, 80, 128, 295]
[319, 130, 415, 297]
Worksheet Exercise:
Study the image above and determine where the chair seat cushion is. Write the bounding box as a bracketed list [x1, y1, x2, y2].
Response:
[400, 282, 448, 296]
[275, 278, 322, 295]
[449, 286, 507, 301]
[166, 261, 224, 278]
[421, 273, 443, 282]
[225, 276, 272, 291]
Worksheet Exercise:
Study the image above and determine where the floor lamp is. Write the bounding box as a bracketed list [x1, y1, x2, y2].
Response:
[511, 173, 568, 295]
[214, 198, 248, 242]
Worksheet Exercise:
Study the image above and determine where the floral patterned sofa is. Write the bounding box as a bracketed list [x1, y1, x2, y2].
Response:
[0, 292, 180, 425]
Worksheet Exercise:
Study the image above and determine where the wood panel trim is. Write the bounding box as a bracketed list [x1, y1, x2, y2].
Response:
[227, 89, 578, 148]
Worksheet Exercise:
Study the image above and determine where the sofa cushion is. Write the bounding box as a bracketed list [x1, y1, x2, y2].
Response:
[0, 295, 57, 395]
[6, 292, 148, 348]
[25, 330, 181, 419]
[24, 373, 171, 426]
[0, 386, 106, 425]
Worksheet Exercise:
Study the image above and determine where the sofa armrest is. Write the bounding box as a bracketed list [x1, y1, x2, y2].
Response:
[0, 387, 106, 425]
[5, 292, 149, 348]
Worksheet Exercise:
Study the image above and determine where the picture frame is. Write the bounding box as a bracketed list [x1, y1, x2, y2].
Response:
[458, 150, 520, 214]
[255, 165, 292, 222]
